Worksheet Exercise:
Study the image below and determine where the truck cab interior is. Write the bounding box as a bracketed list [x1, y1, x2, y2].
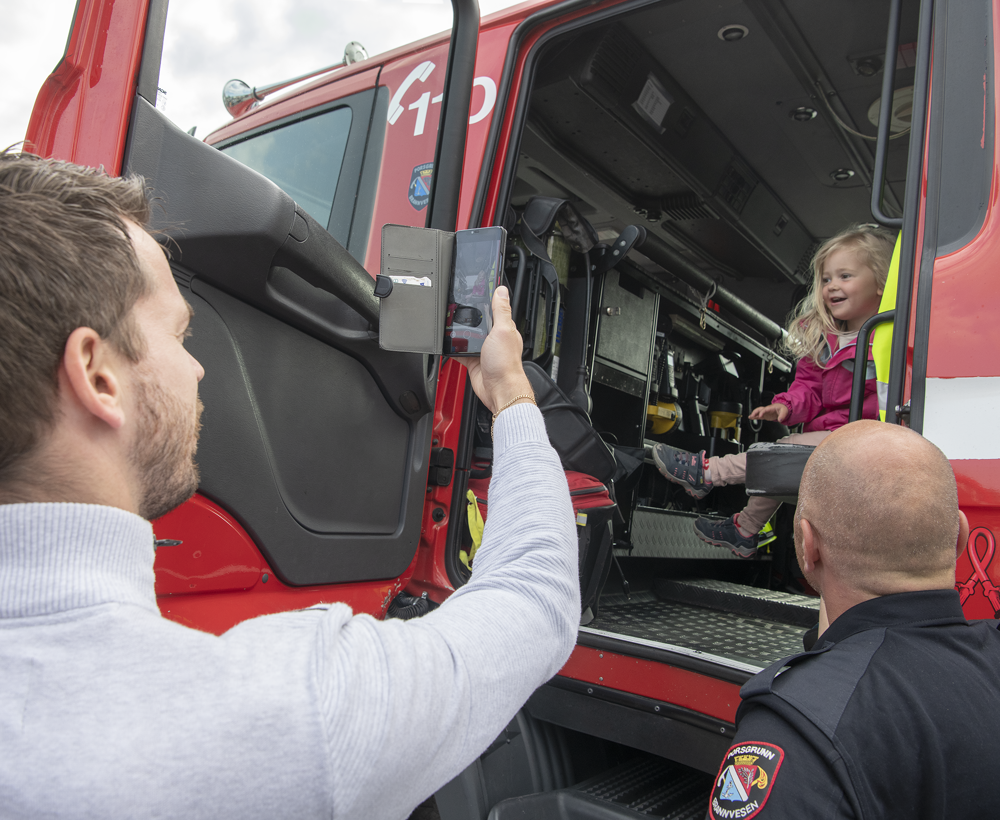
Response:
[484, 0, 922, 677]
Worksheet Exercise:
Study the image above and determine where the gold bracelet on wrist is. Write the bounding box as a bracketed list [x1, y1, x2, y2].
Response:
[491, 394, 537, 439]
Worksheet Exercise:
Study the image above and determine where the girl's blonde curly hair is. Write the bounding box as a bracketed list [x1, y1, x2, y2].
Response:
[784, 224, 896, 367]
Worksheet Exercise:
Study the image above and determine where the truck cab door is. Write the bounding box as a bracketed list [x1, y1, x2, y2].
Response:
[25, 0, 480, 630]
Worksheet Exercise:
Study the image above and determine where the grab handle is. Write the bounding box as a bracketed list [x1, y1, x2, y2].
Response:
[871, 0, 904, 228]
[849, 310, 896, 423]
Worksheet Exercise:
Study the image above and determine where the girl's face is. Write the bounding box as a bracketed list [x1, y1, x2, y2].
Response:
[820, 247, 884, 332]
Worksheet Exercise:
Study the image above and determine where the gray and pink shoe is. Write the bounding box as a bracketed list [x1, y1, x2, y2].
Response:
[651, 444, 713, 499]
[694, 515, 760, 559]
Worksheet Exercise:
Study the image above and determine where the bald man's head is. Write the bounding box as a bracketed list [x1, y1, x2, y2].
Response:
[796, 421, 960, 596]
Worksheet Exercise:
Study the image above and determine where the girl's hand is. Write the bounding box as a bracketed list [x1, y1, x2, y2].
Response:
[749, 403, 790, 423]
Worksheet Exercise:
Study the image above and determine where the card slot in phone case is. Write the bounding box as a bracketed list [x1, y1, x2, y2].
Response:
[386, 263, 435, 275]
[386, 254, 435, 263]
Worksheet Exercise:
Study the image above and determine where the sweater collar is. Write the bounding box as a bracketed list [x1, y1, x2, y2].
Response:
[0, 503, 157, 618]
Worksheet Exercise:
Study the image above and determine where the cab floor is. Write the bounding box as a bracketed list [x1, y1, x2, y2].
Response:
[583, 581, 816, 671]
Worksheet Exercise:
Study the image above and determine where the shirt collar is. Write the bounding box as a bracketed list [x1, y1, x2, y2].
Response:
[820, 589, 968, 646]
[0, 502, 157, 618]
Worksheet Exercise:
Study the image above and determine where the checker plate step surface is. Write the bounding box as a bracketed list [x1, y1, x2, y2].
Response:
[653, 578, 820, 628]
[585, 594, 806, 669]
[488, 756, 712, 819]
[577, 756, 712, 818]
[625, 509, 759, 561]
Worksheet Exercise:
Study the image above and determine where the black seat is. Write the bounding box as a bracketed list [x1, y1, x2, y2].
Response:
[744, 442, 817, 504]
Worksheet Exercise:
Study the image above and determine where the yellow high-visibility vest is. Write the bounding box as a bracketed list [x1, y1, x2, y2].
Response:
[872, 236, 901, 421]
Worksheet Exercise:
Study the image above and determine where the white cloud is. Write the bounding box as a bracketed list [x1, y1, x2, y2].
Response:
[6, 0, 524, 154]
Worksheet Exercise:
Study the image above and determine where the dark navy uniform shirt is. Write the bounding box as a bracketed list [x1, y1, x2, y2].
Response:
[707, 590, 1000, 820]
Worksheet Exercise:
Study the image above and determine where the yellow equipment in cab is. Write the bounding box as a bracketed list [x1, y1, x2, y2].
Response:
[647, 401, 681, 435]
[709, 406, 741, 443]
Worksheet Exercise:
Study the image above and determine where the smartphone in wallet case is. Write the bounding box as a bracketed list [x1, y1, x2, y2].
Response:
[377, 224, 506, 356]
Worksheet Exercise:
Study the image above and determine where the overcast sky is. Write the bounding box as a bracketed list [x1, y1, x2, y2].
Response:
[4, 0, 524, 153]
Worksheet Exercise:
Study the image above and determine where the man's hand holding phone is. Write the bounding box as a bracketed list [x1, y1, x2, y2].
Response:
[461, 287, 534, 415]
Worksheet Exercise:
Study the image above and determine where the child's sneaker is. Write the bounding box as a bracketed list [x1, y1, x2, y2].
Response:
[694, 515, 759, 558]
[651, 444, 712, 499]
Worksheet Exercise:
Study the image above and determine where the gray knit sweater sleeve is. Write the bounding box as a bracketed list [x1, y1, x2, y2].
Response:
[244, 403, 578, 819]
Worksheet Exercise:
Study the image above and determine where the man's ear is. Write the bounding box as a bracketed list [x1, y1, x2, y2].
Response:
[61, 327, 127, 430]
[799, 517, 821, 574]
[957, 511, 971, 561]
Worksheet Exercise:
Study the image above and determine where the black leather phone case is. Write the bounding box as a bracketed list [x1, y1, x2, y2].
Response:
[378, 224, 454, 354]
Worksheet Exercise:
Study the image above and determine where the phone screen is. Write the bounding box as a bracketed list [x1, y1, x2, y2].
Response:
[445, 226, 507, 356]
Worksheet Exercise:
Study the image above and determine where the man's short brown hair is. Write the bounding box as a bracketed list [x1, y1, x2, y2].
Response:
[0, 152, 152, 483]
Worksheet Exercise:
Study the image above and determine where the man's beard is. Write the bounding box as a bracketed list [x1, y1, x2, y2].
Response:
[129, 373, 203, 521]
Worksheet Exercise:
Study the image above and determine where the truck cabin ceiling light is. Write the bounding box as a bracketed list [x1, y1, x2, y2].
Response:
[830, 168, 855, 181]
[867, 86, 915, 134]
[790, 107, 817, 122]
[718, 25, 749, 42]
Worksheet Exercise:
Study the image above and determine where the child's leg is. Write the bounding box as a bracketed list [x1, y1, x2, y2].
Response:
[707, 451, 748, 487]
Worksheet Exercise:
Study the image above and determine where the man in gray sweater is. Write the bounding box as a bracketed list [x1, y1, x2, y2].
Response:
[0, 154, 580, 818]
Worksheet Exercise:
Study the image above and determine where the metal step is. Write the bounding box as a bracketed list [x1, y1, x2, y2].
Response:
[488, 756, 712, 819]
[583, 592, 808, 672]
[653, 578, 820, 628]
[624, 509, 768, 561]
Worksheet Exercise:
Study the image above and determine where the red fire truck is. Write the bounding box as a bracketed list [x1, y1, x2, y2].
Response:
[26, 0, 1000, 814]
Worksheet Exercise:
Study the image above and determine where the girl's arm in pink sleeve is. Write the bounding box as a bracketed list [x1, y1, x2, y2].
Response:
[772, 356, 825, 426]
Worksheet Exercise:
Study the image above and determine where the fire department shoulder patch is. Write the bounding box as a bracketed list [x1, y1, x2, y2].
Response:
[709, 742, 784, 820]
[408, 162, 434, 210]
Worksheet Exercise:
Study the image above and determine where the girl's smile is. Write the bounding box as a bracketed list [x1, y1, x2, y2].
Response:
[821, 247, 884, 332]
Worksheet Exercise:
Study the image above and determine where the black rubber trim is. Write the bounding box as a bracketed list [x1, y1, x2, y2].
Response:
[935, 0, 995, 254]
[575, 630, 755, 686]
[526, 682, 731, 774]
[885, 0, 934, 427]
[908, 2, 948, 434]
[547, 675, 736, 737]
[426, 0, 480, 232]
[469, 0, 664, 228]
[444, 371, 478, 589]
[346, 77, 388, 261]
[135, 0, 168, 106]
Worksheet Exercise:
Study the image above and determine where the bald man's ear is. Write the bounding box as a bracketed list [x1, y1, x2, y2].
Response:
[60, 327, 127, 430]
[799, 517, 821, 574]
[957, 511, 970, 562]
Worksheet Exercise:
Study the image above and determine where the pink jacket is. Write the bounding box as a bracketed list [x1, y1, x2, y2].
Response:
[772, 333, 878, 432]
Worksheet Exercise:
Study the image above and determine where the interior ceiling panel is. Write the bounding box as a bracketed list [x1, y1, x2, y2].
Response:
[621, 0, 916, 238]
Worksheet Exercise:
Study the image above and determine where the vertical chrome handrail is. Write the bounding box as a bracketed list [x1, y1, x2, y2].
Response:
[871, 0, 904, 228]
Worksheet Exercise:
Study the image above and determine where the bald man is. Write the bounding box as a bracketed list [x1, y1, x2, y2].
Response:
[707, 420, 1000, 820]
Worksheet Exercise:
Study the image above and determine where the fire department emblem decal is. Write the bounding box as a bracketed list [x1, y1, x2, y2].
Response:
[408, 162, 434, 210]
[710, 742, 783, 819]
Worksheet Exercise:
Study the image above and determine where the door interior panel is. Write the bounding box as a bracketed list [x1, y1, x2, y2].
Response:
[124, 96, 434, 585]
[192, 280, 409, 534]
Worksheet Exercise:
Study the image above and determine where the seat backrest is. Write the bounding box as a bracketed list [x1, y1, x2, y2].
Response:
[523, 362, 617, 484]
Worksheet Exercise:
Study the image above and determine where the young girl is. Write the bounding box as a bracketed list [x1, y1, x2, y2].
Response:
[653, 224, 895, 557]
